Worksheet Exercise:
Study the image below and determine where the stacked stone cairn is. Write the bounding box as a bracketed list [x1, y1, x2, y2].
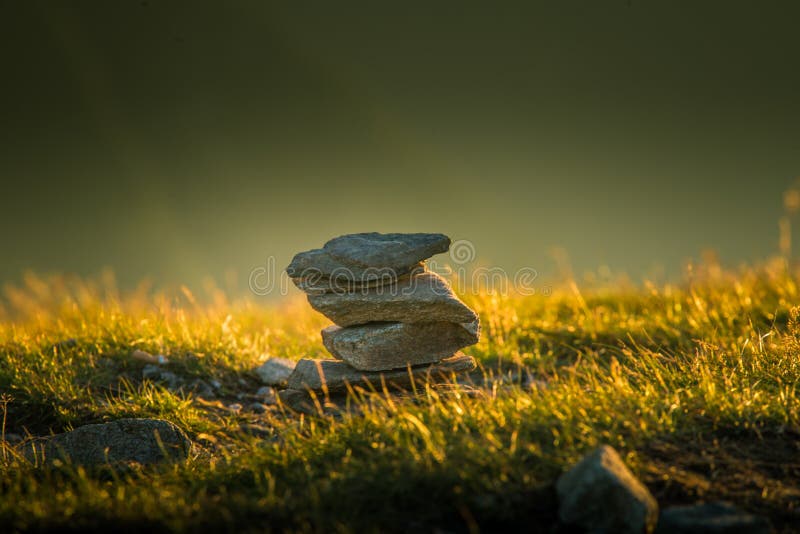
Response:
[280, 232, 480, 412]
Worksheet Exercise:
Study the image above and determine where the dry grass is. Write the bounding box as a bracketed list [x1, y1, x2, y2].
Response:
[1, 258, 799, 532]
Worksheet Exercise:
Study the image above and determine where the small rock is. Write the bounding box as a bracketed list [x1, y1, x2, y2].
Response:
[556, 445, 658, 534]
[131, 349, 159, 364]
[249, 402, 269, 414]
[23, 418, 191, 466]
[254, 357, 296, 386]
[3, 433, 23, 444]
[656, 502, 771, 534]
[228, 403, 243, 413]
[286, 352, 477, 393]
[142, 364, 161, 380]
[322, 321, 479, 371]
[256, 386, 277, 404]
[210, 379, 222, 390]
[158, 371, 181, 390]
[188, 379, 215, 399]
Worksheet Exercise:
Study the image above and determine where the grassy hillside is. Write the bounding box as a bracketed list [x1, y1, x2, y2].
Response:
[1, 260, 799, 532]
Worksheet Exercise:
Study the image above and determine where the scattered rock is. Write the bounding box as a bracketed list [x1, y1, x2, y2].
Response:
[188, 379, 215, 399]
[249, 402, 269, 414]
[142, 364, 161, 380]
[2, 433, 23, 444]
[656, 502, 771, 534]
[131, 349, 168, 364]
[24, 418, 191, 466]
[322, 321, 479, 371]
[254, 357, 297, 386]
[307, 271, 478, 327]
[556, 445, 658, 534]
[286, 352, 477, 393]
[256, 386, 277, 404]
[228, 403, 243, 413]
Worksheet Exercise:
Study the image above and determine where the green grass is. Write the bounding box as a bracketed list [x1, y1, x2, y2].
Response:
[1, 260, 799, 532]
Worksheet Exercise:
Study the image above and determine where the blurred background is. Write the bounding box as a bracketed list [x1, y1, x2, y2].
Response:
[2, 1, 799, 295]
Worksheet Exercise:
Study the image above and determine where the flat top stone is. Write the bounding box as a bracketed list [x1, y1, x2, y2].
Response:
[324, 233, 450, 267]
[286, 232, 450, 280]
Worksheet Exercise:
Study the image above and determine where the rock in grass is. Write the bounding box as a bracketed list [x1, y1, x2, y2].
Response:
[557, 445, 658, 534]
[254, 357, 296, 386]
[321, 321, 479, 371]
[286, 233, 450, 282]
[286, 352, 476, 392]
[25, 418, 191, 466]
[308, 271, 479, 327]
[656, 502, 770, 534]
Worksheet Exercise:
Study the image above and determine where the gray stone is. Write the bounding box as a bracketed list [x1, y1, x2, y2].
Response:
[293, 263, 425, 294]
[25, 418, 191, 466]
[254, 357, 296, 386]
[286, 352, 476, 392]
[188, 379, 215, 399]
[286, 232, 450, 283]
[256, 386, 277, 404]
[308, 271, 479, 327]
[321, 321, 479, 371]
[557, 445, 658, 534]
[324, 232, 450, 268]
[142, 364, 161, 380]
[656, 502, 770, 534]
[249, 402, 269, 414]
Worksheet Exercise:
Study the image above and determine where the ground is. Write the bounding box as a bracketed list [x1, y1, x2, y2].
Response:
[1, 259, 799, 532]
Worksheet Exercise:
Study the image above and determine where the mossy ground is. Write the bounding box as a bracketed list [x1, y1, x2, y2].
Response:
[1, 260, 799, 532]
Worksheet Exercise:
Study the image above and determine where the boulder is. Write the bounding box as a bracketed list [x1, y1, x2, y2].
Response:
[321, 321, 479, 371]
[308, 271, 478, 327]
[656, 502, 770, 534]
[254, 357, 296, 386]
[286, 233, 450, 282]
[25, 418, 191, 466]
[286, 353, 476, 392]
[557, 445, 658, 534]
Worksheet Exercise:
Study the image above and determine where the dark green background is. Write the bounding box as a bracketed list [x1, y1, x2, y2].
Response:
[2, 1, 799, 293]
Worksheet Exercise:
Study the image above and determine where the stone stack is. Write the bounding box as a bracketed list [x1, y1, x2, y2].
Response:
[281, 233, 480, 411]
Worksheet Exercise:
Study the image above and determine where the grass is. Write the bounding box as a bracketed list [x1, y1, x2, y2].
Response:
[1, 259, 799, 532]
